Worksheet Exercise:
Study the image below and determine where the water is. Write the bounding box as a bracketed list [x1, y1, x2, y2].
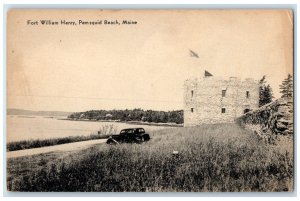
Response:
[6, 115, 168, 142]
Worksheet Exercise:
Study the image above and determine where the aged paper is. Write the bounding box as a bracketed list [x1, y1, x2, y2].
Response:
[6, 9, 294, 192]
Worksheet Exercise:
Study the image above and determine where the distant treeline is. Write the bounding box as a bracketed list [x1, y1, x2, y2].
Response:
[68, 109, 184, 124]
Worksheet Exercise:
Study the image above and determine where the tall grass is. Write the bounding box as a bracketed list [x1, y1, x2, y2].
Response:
[7, 123, 293, 192]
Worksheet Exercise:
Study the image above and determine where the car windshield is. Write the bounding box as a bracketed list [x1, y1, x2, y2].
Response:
[120, 129, 134, 134]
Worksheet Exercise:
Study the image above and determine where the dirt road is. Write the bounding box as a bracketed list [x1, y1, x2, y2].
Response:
[6, 139, 107, 159]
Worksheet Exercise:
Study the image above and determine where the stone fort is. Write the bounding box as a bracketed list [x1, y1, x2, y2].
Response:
[183, 71, 259, 127]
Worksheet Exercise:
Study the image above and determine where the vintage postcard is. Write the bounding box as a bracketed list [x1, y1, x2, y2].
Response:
[6, 9, 294, 192]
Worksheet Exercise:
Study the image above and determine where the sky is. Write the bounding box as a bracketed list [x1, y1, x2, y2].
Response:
[7, 9, 293, 112]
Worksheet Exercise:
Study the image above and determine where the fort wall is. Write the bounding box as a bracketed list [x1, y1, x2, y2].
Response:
[236, 98, 293, 142]
[184, 76, 259, 126]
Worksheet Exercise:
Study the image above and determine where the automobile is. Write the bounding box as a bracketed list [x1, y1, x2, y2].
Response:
[106, 128, 150, 144]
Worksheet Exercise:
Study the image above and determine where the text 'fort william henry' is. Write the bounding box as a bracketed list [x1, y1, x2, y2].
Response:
[27, 19, 138, 25]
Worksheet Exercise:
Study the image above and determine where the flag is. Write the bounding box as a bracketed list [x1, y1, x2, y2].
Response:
[205, 70, 213, 77]
[189, 49, 199, 58]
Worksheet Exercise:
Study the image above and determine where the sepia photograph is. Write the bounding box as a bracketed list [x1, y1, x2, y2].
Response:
[6, 9, 294, 192]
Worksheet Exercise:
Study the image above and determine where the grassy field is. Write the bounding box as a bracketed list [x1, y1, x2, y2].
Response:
[6, 123, 293, 192]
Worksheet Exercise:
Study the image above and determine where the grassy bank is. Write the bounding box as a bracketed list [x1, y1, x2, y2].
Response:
[7, 134, 110, 152]
[7, 123, 293, 192]
[125, 120, 183, 127]
[7, 124, 117, 152]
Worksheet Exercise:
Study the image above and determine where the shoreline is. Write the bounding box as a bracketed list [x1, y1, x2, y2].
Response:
[7, 117, 183, 152]
[58, 118, 183, 127]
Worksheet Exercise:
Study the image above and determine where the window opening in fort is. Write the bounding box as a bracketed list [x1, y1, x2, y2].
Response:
[221, 108, 226, 113]
[191, 108, 194, 113]
[191, 90, 194, 98]
[222, 90, 226, 97]
[246, 91, 250, 98]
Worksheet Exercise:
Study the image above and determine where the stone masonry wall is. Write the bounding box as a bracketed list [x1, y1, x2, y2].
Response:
[184, 76, 259, 126]
[236, 98, 294, 142]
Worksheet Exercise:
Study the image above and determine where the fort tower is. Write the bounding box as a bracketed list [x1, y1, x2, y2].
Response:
[183, 71, 259, 127]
